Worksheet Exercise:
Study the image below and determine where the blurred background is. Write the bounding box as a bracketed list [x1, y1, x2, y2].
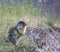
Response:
[0, 0, 60, 20]
[0, 0, 60, 26]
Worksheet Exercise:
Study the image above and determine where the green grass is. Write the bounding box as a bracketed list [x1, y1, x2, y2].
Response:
[0, 0, 60, 52]
[0, 9, 44, 52]
[0, 14, 52, 52]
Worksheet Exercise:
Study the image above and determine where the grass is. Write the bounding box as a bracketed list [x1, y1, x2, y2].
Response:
[0, 0, 60, 52]
[0, 13, 53, 52]
[0, 9, 46, 52]
[0, 7, 60, 51]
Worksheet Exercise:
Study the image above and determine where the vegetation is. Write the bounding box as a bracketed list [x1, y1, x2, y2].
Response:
[0, 0, 60, 52]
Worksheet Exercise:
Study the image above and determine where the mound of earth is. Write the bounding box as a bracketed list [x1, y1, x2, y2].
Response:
[24, 25, 60, 52]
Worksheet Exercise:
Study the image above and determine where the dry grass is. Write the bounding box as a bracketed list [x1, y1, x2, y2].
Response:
[0, 14, 48, 52]
[0, 13, 60, 51]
